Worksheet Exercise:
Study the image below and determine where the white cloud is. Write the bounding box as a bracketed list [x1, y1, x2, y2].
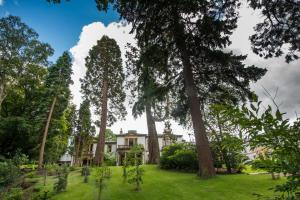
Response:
[230, 3, 300, 119]
[0, 0, 4, 6]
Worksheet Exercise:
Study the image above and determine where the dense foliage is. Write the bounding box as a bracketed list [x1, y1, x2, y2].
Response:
[205, 104, 247, 173]
[228, 99, 300, 199]
[160, 143, 198, 171]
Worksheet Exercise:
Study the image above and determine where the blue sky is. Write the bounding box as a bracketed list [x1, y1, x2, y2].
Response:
[0, 0, 119, 61]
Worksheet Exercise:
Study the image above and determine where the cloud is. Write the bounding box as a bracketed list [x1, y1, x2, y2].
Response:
[230, 2, 300, 119]
[0, 0, 4, 6]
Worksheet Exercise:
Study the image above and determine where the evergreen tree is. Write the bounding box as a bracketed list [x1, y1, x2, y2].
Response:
[74, 99, 95, 165]
[126, 44, 170, 164]
[96, 0, 266, 177]
[38, 52, 73, 169]
[81, 36, 126, 166]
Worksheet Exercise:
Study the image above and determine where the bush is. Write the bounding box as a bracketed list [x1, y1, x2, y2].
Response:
[104, 153, 116, 166]
[1, 187, 23, 200]
[0, 152, 28, 188]
[160, 143, 198, 171]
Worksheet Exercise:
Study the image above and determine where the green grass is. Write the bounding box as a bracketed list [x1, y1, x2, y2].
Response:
[37, 165, 283, 200]
[242, 165, 268, 174]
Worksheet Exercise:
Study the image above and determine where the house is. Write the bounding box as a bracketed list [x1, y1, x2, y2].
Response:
[60, 128, 183, 165]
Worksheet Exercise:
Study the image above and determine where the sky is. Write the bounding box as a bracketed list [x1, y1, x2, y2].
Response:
[1, 1, 299, 139]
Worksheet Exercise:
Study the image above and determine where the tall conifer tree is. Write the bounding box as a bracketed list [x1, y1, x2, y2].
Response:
[81, 36, 126, 166]
[38, 52, 73, 169]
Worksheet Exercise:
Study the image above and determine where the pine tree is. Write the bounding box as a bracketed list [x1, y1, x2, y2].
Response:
[38, 52, 73, 169]
[81, 36, 126, 166]
[74, 99, 94, 165]
[126, 44, 170, 164]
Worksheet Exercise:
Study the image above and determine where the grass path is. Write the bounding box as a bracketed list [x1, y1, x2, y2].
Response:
[44, 165, 282, 200]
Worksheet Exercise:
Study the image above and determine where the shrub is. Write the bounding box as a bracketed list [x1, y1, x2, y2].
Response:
[1, 187, 23, 200]
[81, 166, 90, 183]
[69, 166, 76, 172]
[104, 153, 116, 166]
[0, 152, 28, 188]
[160, 143, 198, 171]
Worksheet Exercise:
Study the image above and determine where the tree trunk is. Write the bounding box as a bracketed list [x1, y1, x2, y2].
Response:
[38, 96, 57, 170]
[0, 82, 7, 109]
[75, 135, 81, 166]
[145, 103, 160, 164]
[94, 80, 108, 166]
[173, 14, 215, 178]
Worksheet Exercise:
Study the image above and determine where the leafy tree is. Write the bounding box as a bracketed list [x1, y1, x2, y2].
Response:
[248, 0, 300, 62]
[105, 129, 116, 142]
[126, 45, 170, 164]
[0, 15, 53, 109]
[81, 36, 126, 165]
[96, 0, 266, 177]
[38, 52, 73, 169]
[0, 16, 53, 159]
[205, 104, 246, 173]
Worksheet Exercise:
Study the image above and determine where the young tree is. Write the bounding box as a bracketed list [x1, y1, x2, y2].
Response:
[38, 52, 73, 169]
[96, 0, 266, 177]
[81, 36, 126, 166]
[205, 104, 246, 174]
[0, 15, 53, 109]
[126, 45, 170, 164]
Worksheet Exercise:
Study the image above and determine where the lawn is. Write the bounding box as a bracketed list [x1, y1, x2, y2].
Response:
[36, 165, 283, 200]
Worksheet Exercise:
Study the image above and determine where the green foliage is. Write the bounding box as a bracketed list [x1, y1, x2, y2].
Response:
[104, 153, 116, 166]
[160, 143, 198, 171]
[81, 166, 90, 183]
[233, 100, 300, 199]
[1, 187, 23, 200]
[125, 145, 144, 191]
[33, 190, 51, 200]
[81, 35, 126, 126]
[53, 165, 69, 194]
[105, 129, 116, 141]
[127, 165, 144, 191]
[0, 152, 28, 188]
[95, 166, 111, 200]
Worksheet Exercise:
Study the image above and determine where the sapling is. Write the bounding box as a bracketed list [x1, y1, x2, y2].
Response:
[53, 165, 69, 194]
[95, 166, 111, 200]
[82, 166, 90, 183]
[126, 145, 144, 191]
